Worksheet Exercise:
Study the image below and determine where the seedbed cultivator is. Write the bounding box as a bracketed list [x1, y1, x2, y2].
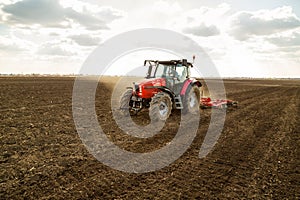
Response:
[200, 97, 238, 109]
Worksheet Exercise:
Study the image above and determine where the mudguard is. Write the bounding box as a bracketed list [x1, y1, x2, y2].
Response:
[180, 78, 202, 95]
[155, 86, 176, 100]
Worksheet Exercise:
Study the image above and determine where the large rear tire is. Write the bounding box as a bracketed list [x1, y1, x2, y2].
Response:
[183, 85, 200, 114]
[149, 92, 172, 121]
[119, 89, 133, 116]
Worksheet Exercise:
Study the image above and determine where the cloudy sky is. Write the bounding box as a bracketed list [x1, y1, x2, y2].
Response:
[0, 0, 299, 77]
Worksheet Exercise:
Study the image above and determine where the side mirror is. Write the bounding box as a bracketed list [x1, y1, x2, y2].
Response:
[182, 59, 187, 66]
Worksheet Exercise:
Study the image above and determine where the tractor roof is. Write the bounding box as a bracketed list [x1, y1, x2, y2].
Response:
[144, 59, 193, 67]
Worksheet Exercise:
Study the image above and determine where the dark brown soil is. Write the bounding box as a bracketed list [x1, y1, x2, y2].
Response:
[0, 77, 299, 199]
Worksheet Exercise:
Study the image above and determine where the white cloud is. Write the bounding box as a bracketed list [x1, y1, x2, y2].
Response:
[152, 0, 182, 13]
[65, 8, 108, 30]
[183, 3, 230, 25]
[0, 0, 124, 30]
[37, 40, 77, 56]
[0, 42, 24, 52]
[95, 6, 125, 23]
[229, 6, 300, 40]
[266, 29, 300, 47]
[183, 23, 220, 37]
[0, 35, 34, 53]
[116, 0, 182, 29]
[173, 3, 230, 37]
[60, 0, 125, 22]
[0, 0, 125, 67]
[2, 0, 67, 27]
[69, 34, 101, 46]
[0, 40, 24, 52]
[38, 46, 73, 56]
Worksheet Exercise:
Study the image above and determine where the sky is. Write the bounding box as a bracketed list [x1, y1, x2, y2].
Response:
[0, 0, 300, 77]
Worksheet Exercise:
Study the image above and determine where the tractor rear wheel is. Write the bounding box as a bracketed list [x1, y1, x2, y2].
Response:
[120, 89, 133, 116]
[149, 92, 172, 121]
[183, 85, 200, 114]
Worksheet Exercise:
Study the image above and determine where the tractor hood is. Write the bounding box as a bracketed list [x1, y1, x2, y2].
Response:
[138, 78, 166, 88]
[136, 78, 166, 98]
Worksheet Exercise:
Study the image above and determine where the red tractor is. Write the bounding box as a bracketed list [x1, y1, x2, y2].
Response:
[120, 59, 202, 121]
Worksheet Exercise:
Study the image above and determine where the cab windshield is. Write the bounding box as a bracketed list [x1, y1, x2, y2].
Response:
[148, 64, 188, 81]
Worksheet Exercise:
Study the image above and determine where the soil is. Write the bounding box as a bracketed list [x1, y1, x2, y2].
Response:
[0, 76, 299, 199]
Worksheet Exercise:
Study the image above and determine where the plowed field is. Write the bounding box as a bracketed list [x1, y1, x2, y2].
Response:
[1, 77, 299, 199]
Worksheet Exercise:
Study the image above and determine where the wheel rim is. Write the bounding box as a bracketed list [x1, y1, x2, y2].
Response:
[189, 92, 197, 108]
[159, 101, 169, 117]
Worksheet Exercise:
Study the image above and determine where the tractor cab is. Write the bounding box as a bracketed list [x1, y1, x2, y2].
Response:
[144, 59, 192, 94]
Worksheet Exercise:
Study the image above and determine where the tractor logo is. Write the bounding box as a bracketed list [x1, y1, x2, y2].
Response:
[72, 28, 227, 173]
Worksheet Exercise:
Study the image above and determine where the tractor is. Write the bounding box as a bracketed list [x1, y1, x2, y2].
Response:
[119, 59, 202, 121]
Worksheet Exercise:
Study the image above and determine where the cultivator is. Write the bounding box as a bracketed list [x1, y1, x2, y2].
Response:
[200, 97, 238, 109]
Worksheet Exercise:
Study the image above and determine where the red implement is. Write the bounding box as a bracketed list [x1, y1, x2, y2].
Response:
[200, 97, 238, 109]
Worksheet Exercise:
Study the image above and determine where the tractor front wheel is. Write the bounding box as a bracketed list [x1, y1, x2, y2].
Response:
[149, 92, 172, 121]
[119, 89, 133, 116]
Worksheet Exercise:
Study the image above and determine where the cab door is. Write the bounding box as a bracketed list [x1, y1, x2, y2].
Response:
[173, 65, 187, 94]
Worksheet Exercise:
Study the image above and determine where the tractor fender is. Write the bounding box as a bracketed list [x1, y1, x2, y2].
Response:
[192, 79, 202, 87]
[155, 86, 176, 100]
[180, 79, 202, 95]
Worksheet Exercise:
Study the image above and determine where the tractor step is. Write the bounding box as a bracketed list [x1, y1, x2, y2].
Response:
[174, 96, 183, 109]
